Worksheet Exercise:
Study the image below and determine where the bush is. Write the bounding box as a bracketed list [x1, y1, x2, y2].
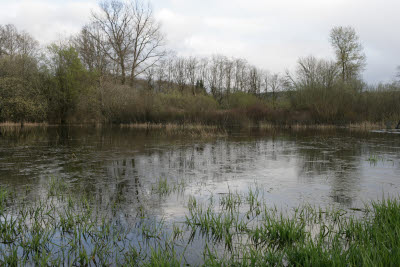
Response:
[222, 92, 265, 109]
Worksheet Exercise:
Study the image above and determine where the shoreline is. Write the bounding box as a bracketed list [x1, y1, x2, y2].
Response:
[0, 121, 387, 130]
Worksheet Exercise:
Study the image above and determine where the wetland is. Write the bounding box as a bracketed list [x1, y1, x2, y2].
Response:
[0, 126, 400, 265]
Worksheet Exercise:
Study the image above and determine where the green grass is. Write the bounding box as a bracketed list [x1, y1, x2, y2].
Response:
[151, 177, 186, 196]
[1, 179, 400, 265]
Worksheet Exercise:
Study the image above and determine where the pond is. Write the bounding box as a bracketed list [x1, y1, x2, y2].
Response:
[0, 126, 399, 264]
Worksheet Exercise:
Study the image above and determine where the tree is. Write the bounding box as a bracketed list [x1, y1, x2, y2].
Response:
[330, 26, 366, 82]
[172, 57, 186, 93]
[248, 66, 261, 95]
[89, 0, 165, 86]
[128, 0, 165, 85]
[0, 24, 45, 125]
[0, 24, 19, 57]
[0, 76, 46, 125]
[91, 0, 132, 84]
[74, 25, 108, 76]
[293, 56, 339, 90]
[233, 58, 248, 92]
[48, 45, 89, 123]
[0, 24, 39, 58]
[268, 73, 282, 109]
[185, 57, 197, 95]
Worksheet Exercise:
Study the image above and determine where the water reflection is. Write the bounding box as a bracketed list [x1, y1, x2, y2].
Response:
[0, 126, 400, 221]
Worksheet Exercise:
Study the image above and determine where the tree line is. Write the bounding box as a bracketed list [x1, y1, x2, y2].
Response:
[0, 0, 399, 126]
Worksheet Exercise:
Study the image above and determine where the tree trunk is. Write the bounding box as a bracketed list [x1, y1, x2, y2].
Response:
[121, 61, 126, 85]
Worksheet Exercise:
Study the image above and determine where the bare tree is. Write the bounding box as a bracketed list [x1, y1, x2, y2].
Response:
[165, 55, 175, 91]
[263, 70, 270, 94]
[0, 24, 38, 58]
[268, 73, 282, 109]
[224, 58, 234, 95]
[248, 66, 261, 95]
[0, 25, 4, 56]
[296, 56, 319, 88]
[185, 56, 197, 95]
[128, 0, 165, 85]
[207, 57, 218, 97]
[209, 55, 227, 101]
[233, 58, 247, 92]
[172, 57, 186, 92]
[90, 0, 165, 85]
[197, 57, 209, 92]
[91, 0, 133, 84]
[286, 56, 339, 90]
[0, 24, 19, 57]
[330, 26, 366, 82]
[317, 59, 339, 89]
[144, 65, 155, 90]
[154, 58, 167, 92]
[17, 31, 39, 57]
[75, 24, 108, 75]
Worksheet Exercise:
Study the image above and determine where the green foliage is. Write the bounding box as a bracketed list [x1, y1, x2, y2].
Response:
[1, 24, 400, 126]
[0, 56, 47, 123]
[222, 91, 264, 109]
[157, 91, 218, 114]
[47, 45, 90, 123]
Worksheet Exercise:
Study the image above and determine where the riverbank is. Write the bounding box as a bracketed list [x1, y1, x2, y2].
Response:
[0, 120, 387, 130]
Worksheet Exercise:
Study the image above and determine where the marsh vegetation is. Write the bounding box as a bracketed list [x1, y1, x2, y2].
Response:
[1, 178, 400, 265]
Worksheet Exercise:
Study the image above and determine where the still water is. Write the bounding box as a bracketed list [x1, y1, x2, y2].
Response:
[1, 126, 399, 214]
[1, 126, 400, 263]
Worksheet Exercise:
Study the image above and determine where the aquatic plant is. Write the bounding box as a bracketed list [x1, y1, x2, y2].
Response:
[1, 179, 400, 265]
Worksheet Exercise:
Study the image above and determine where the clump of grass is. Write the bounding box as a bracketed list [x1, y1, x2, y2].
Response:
[249, 212, 306, 249]
[152, 178, 170, 196]
[367, 154, 382, 164]
[220, 190, 242, 212]
[366, 154, 394, 166]
[0, 187, 9, 211]
[47, 176, 69, 197]
[184, 189, 400, 266]
[151, 178, 186, 196]
[144, 246, 182, 267]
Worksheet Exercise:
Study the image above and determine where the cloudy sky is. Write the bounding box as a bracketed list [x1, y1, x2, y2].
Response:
[0, 0, 399, 83]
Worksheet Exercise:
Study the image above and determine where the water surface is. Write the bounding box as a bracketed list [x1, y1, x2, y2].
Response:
[1, 126, 400, 212]
[1, 126, 400, 263]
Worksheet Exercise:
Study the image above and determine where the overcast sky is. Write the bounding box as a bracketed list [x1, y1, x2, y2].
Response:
[0, 0, 399, 83]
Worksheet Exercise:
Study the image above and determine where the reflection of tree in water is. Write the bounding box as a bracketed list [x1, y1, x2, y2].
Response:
[294, 134, 397, 206]
[105, 137, 293, 193]
[3, 127, 400, 220]
[108, 158, 140, 203]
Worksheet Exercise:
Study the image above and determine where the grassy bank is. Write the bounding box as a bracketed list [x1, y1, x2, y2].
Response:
[1, 178, 400, 266]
